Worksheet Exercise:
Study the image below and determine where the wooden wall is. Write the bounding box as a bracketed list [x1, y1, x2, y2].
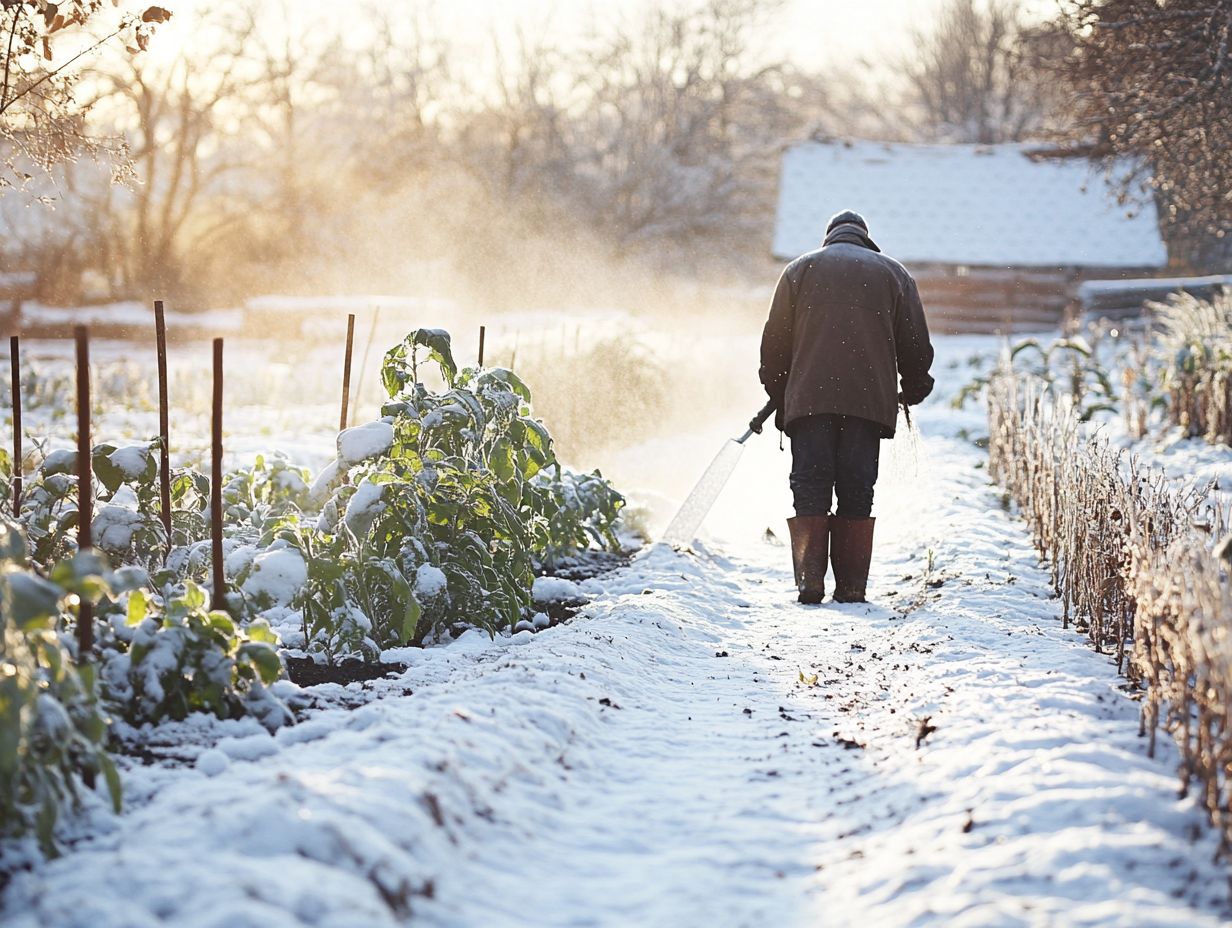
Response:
[909, 265, 1161, 335]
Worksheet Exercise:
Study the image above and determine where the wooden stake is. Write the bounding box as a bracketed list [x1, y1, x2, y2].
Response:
[340, 313, 356, 433]
[478, 325, 487, 367]
[211, 338, 225, 613]
[74, 327, 93, 655]
[10, 335, 21, 515]
[154, 301, 172, 549]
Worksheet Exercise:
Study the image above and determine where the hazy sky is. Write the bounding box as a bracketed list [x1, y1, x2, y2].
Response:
[423, 0, 1057, 63]
[158, 0, 1059, 71]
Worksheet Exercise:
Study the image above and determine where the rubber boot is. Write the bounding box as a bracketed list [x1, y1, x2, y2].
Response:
[830, 516, 875, 603]
[787, 515, 830, 604]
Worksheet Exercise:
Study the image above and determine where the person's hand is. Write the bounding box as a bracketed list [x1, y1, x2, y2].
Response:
[899, 385, 927, 406]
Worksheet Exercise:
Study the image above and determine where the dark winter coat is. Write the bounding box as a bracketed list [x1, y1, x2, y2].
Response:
[759, 222, 935, 438]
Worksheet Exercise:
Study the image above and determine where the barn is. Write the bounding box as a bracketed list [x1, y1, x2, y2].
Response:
[772, 139, 1170, 334]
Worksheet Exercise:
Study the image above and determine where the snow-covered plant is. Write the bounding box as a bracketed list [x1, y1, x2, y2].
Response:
[15, 441, 173, 571]
[263, 518, 384, 663]
[534, 467, 625, 568]
[222, 453, 311, 539]
[0, 521, 120, 857]
[1149, 293, 1232, 445]
[90, 441, 168, 569]
[278, 328, 626, 660]
[17, 448, 84, 568]
[1006, 335, 1118, 419]
[954, 331, 1119, 421]
[104, 581, 289, 731]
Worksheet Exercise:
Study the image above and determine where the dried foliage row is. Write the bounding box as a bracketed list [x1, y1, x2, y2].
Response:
[988, 370, 1232, 851]
[1150, 294, 1232, 446]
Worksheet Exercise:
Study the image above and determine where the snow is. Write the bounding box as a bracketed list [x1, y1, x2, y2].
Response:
[108, 445, 150, 480]
[308, 459, 341, 501]
[241, 548, 308, 608]
[92, 505, 144, 552]
[17, 301, 243, 332]
[343, 478, 386, 535]
[40, 448, 77, 474]
[217, 733, 279, 762]
[196, 749, 229, 777]
[2, 336, 1228, 927]
[414, 564, 448, 599]
[224, 544, 257, 579]
[531, 575, 582, 603]
[337, 420, 394, 465]
[773, 140, 1168, 267]
[1076, 274, 1232, 298]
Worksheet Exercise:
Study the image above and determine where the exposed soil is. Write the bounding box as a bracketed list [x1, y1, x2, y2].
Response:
[284, 656, 410, 687]
[539, 549, 632, 582]
[283, 548, 635, 690]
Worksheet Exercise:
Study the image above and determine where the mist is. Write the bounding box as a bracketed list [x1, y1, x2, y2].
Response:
[1, 0, 1072, 515]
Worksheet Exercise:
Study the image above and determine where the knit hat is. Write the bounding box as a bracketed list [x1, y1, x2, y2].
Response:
[826, 209, 868, 233]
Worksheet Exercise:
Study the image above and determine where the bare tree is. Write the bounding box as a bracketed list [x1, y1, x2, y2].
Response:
[901, 0, 1063, 143]
[82, 5, 264, 298]
[0, 1, 169, 191]
[449, 0, 798, 265]
[1053, 0, 1232, 269]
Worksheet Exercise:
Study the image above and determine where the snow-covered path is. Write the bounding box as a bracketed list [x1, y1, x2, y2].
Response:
[4, 398, 1230, 927]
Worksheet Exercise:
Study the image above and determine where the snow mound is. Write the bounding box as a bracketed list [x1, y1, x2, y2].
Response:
[532, 576, 582, 603]
[338, 421, 393, 465]
[108, 445, 150, 480]
[242, 548, 307, 607]
[344, 478, 386, 536]
[414, 564, 448, 599]
[196, 749, 229, 777]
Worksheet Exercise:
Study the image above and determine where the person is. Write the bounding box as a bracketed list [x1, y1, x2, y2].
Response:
[759, 209, 934, 604]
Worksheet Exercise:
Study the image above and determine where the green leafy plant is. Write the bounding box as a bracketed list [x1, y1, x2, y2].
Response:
[222, 453, 312, 539]
[535, 466, 625, 568]
[0, 521, 120, 857]
[105, 581, 290, 731]
[274, 328, 627, 660]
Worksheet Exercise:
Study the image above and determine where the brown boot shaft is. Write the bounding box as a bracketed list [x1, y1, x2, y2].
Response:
[830, 516, 875, 603]
[787, 515, 830, 604]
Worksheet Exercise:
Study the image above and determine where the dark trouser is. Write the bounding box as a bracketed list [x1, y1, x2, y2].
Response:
[789, 414, 881, 518]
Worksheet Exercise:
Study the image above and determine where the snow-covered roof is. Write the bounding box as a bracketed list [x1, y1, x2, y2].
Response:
[1076, 274, 1232, 299]
[773, 140, 1167, 268]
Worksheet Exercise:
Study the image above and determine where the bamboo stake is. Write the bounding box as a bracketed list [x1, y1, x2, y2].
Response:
[478, 325, 486, 367]
[340, 313, 356, 433]
[154, 301, 172, 550]
[211, 338, 226, 613]
[352, 305, 381, 428]
[10, 335, 20, 515]
[74, 326, 93, 655]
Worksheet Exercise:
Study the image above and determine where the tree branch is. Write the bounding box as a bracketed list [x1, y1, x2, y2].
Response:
[1, 22, 128, 118]
[0, 4, 24, 116]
